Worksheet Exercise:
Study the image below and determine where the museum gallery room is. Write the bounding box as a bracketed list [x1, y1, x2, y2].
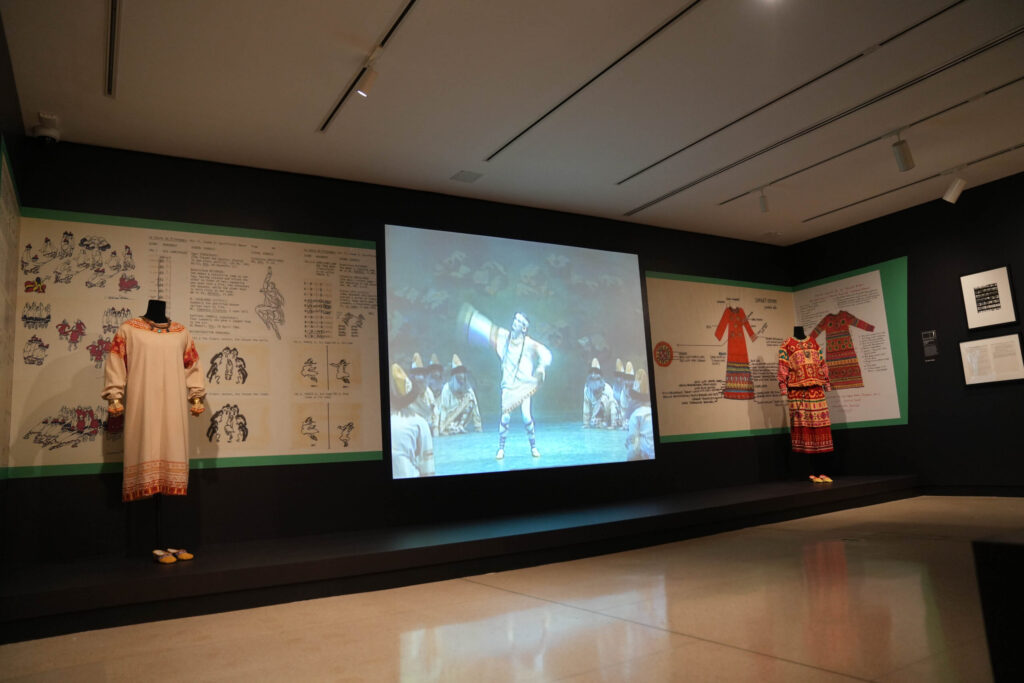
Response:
[1, 1, 1023, 681]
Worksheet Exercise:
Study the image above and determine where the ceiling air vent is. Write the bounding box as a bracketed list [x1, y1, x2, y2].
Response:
[450, 171, 482, 183]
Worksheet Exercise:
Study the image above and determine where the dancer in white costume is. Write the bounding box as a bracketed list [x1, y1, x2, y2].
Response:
[460, 305, 552, 459]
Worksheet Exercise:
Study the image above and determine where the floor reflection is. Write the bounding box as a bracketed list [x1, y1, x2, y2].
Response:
[0, 496, 1008, 682]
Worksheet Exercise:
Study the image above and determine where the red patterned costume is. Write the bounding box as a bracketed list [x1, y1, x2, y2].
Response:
[714, 306, 756, 399]
[102, 318, 205, 501]
[810, 311, 874, 390]
[778, 336, 833, 454]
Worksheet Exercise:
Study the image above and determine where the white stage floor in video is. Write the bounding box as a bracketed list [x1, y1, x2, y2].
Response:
[425, 419, 646, 477]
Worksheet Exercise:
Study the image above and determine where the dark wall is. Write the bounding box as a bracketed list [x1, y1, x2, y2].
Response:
[3, 139, 803, 561]
[7, 139, 1022, 561]
[0, 12, 22, 140]
[788, 172, 1024, 488]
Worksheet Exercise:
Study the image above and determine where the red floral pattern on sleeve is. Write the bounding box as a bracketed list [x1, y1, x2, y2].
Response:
[110, 333, 126, 358]
[183, 341, 199, 369]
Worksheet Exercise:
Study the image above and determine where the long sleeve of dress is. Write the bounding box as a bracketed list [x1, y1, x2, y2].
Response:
[810, 316, 826, 340]
[101, 330, 128, 401]
[777, 345, 790, 395]
[714, 308, 730, 341]
[849, 314, 875, 332]
[818, 344, 831, 391]
[184, 331, 206, 401]
[740, 308, 756, 341]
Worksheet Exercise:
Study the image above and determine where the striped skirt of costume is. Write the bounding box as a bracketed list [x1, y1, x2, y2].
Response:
[723, 361, 755, 400]
[825, 334, 865, 389]
[786, 386, 833, 453]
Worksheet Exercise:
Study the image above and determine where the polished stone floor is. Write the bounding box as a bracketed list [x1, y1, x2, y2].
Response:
[2, 495, 1018, 682]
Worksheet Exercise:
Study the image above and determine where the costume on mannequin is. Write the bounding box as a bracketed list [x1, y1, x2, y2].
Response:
[103, 300, 206, 537]
[778, 326, 834, 482]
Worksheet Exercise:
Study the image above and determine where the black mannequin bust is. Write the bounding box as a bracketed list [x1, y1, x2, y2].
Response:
[143, 299, 168, 324]
[793, 326, 806, 339]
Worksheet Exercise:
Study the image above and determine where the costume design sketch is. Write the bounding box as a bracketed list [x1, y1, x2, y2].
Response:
[330, 358, 351, 384]
[23, 335, 49, 365]
[55, 319, 86, 351]
[256, 267, 285, 340]
[23, 405, 105, 450]
[336, 421, 355, 447]
[21, 302, 51, 329]
[87, 337, 113, 368]
[207, 347, 248, 385]
[207, 404, 249, 443]
[714, 306, 756, 399]
[102, 307, 132, 334]
[300, 416, 319, 444]
[810, 311, 875, 390]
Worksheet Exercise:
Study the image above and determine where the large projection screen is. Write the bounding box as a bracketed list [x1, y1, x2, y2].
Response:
[385, 225, 654, 478]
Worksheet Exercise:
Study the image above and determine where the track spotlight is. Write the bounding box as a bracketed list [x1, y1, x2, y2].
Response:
[891, 132, 914, 172]
[355, 67, 378, 97]
[759, 188, 768, 213]
[943, 176, 966, 204]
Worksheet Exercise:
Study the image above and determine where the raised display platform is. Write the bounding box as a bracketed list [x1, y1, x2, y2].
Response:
[1, 475, 917, 643]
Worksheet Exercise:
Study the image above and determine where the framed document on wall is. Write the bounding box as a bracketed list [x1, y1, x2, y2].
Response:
[959, 334, 1024, 385]
[961, 266, 1016, 329]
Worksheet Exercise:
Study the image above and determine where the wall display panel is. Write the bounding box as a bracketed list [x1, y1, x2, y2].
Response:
[648, 257, 907, 442]
[385, 224, 654, 478]
[959, 334, 1024, 385]
[793, 265, 904, 427]
[646, 275, 795, 441]
[5, 210, 382, 476]
[0, 144, 19, 461]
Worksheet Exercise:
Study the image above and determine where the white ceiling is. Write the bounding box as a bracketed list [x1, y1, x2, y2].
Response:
[2, 0, 1023, 245]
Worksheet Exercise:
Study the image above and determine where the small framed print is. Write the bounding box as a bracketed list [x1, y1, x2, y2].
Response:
[960, 266, 1016, 329]
[959, 334, 1024, 385]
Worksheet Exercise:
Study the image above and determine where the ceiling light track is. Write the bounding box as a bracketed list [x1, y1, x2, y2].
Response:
[615, 0, 966, 186]
[717, 74, 1024, 206]
[318, 0, 419, 132]
[104, 0, 120, 97]
[624, 24, 1024, 217]
[483, 0, 705, 163]
[802, 141, 1024, 223]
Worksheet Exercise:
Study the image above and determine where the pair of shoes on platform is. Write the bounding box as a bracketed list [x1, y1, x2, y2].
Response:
[809, 474, 834, 484]
[152, 548, 194, 564]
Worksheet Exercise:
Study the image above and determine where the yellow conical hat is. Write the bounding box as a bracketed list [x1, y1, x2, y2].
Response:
[591, 357, 600, 370]
[411, 352, 425, 369]
[625, 361, 635, 376]
[631, 368, 649, 396]
[451, 353, 463, 369]
[391, 363, 412, 396]
[615, 358, 624, 373]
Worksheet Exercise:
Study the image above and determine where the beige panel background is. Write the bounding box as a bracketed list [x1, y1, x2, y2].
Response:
[8, 215, 381, 469]
[646, 277, 795, 438]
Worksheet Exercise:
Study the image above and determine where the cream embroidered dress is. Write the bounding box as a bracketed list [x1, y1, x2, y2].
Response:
[102, 318, 205, 501]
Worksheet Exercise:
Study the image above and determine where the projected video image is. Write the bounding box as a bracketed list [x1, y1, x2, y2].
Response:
[386, 224, 654, 478]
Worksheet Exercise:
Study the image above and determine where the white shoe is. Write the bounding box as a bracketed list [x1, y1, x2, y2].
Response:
[531, 447, 541, 458]
[495, 448, 504, 460]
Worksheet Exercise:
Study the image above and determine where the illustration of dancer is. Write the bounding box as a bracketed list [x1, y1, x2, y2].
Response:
[256, 267, 285, 340]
